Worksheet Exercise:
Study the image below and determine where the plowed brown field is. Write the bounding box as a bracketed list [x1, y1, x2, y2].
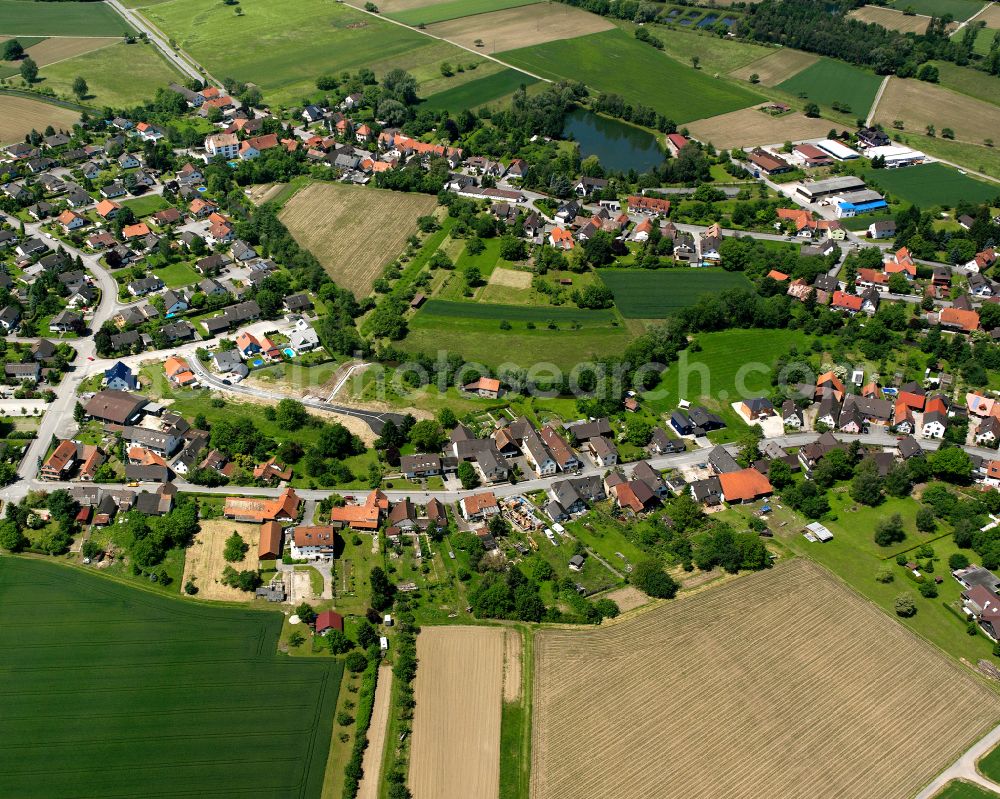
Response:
[531, 560, 1000, 799]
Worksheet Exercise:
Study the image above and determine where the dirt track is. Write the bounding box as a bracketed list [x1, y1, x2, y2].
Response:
[357, 664, 393, 799]
[409, 626, 504, 799]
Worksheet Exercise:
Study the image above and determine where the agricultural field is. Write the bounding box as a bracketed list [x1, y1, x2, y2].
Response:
[776, 57, 883, 117]
[633, 25, 772, 75]
[861, 162, 999, 207]
[979, 741, 1000, 784]
[932, 783, 1000, 799]
[873, 76, 1000, 147]
[969, 24, 1000, 56]
[0, 0, 135, 36]
[181, 519, 260, 601]
[427, 3, 615, 53]
[421, 67, 538, 112]
[530, 560, 1000, 799]
[409, 626, 505, 799]
[399, 298, 631, 370]
[501, 29, 763, 124]
[597, 268, 751, 319]
[885, 0, 984, 20]
[0, 36, 119, 78]
[934, 61, 1000, 108]
[0, 556, 343, 799]
[686, 106, 832, 150]
[29, 41, 182, 107]
[848, 5, 936, 34]
[730, 47, 819, 85]
[386, 0, 541, 26]
[144, 0, 462, 105]
[0, 94, 79, 145]
[279, 182, 436, 298]
[641, 327, 802, 428]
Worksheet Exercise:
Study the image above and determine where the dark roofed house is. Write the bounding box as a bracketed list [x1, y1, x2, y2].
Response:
[84, 390, 147, 425]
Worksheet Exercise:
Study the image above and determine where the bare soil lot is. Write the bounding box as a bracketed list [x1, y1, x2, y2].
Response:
[503, 628, 522, 702]
[0, 95, 79, 144]
[428, 4, 614, 53]
[978, 4, 1000, 26]
[873, 76, 1000, 146]
[687, 106, 831, 149]
[730, 47, 818, 85]
[280, 182, 436, 298]
[487, 266, 532, 289]
[410, 626, 504, 799]
[601, 585, 649, 613]
[848, 5, 937, 33]
[181, 519, 260, 601]
[530, 560, 1000, 799]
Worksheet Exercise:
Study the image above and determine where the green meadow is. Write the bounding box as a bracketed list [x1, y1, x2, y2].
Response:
[777, 57, 883, 117]
[598, 268, 752, 319]
[0, 557, 342, 799]
[0, 0, 134, 36]
[500, 28, 762, 124]
[422, 68, 539, 112]
[388, 0, 540, 26]
[861, 162, 1000, 207]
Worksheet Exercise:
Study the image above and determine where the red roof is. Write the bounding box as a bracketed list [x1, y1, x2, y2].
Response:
[718, 468, 773, 503]
[766, 269, 789, 281]
[315, 610, 344, 633]
[939, 307, 980, 332]
[832, 291, 863, 311]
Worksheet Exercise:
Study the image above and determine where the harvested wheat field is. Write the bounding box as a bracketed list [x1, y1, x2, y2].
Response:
[428, 4, 614, 53]
[410, 626, 504, 799]
[531, 560, 1000, 799]
[246, 182, 285, 205]
[600, 585, 649, 613]
[503, 628, 523, 702]
[0, 95, 79, 144]
[24, 36, 118, 67]
[730, 47, 818, 85]
[280, 182, 436, 297]
[873, 76, 1000, 145]
[181, 519, 260, 601]
[848, 5, 936, 33]
[687, 106, 831, 149]
[488, 266, 532, 289]
[978, 4, 1000, 26]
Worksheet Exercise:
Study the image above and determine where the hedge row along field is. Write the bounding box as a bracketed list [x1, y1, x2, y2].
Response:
[597, 268, 751, 318]
[0, 557, 343, 799]
[530, 560, 1000, 799]
[414, 298, 617, 325]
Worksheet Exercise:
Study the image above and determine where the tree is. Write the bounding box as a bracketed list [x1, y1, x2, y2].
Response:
[928, 447, 972, 483]
[327, 629, 352, 654]
[631, 559, 679, 598]
[345, 650, 368, 672]
[916, 506, 936, 533]
[875, 564, 895, 583]
[296, 602, 317, 625]
[275, 398, 308, 430]
[2, 40, 24, 60]
[768, 459, 793, 489]
[72, 76, 88, 101]
[624, 417, 652, 446]
[223, 531, 248, 562]
[874, 513, 905, 547]
[73, 401, 85, 423]
[887, 272, 909, 294]
[370, 566, 394, 611]
[749, 72, 760, 83]
[850, 463, 884, 506]
[0, 520, 27, 553]
[356, 619, 378, 649]
[408, 419, 445, 452]
[804, 102, 820, 117]
[894, 592, 917, 617]
[20, 56, 38, 83]
[457, 460, 480, 490]
[690, 55, 700, 69]
[949, 552, 970, 571]
[487, 512, 510, 539]
[917, 63, 939, 82]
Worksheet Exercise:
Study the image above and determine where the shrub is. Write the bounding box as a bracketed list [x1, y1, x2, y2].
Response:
[894, 592, 917, 617]
[875, 565, 894, 583]
[949, 552, 970, 571]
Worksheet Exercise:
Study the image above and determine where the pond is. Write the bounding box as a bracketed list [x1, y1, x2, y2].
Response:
[563, 108, 665, 174]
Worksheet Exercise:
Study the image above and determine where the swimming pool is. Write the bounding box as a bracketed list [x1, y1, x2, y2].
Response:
[283, 347, 296, 358]
[252, 358, 264, 367]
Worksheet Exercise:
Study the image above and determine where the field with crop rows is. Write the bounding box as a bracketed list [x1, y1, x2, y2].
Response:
[0, 556, 342, 799]
[730, 47, 819, 85]
[422, 67, 538, 112]
[848, 5, 936, 33]
[885, 0, 983, 20]
[598, 268, 751, 318]
[501, 29, 762, 124]
[387, 0, 540, 26]
[409, 626, 505, 799]
[0, 94, 80, 144]
[873, 76, 1000, 147]
[0, 0, 134, 36]
[686, 106, 832, 150]
[776, 57, 883, 117]
[280, 182, 436, 297]
[861, 162, 999, 207]
[428, 3, 614, 52]
[530, 560, 1000, 799]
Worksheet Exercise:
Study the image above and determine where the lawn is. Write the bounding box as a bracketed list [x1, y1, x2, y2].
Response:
[641, 328, 802, 428]
[980, 743, 1000, 784]
[637, 23, 773, 75]
[0, 0, 134, 35]
[776, 57, 883, 117]
[598, 268, 752, 319]
[151, 260, 201, 289]
[145, 0, 464, 105]
[422, 67, 538, 112]
[387, 0, 540, 26]
[400, 299, 630, 369]
[932, 782, 1000, 799]
[121, 193, 171, 217]
[35, 42, 182, 108]
[861, 163, 1000, 207]
[500, 28, 762, 125]
[0, 556, 343, 799]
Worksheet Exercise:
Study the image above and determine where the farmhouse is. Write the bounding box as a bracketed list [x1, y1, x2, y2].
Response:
[329, 488, 388, 530]
[719, 468, 773, 504]
[290, 525, 336, 560]
[315, 610, 344, 635]
[224, 487, 301, 522]
[747, 148, 792, 175]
